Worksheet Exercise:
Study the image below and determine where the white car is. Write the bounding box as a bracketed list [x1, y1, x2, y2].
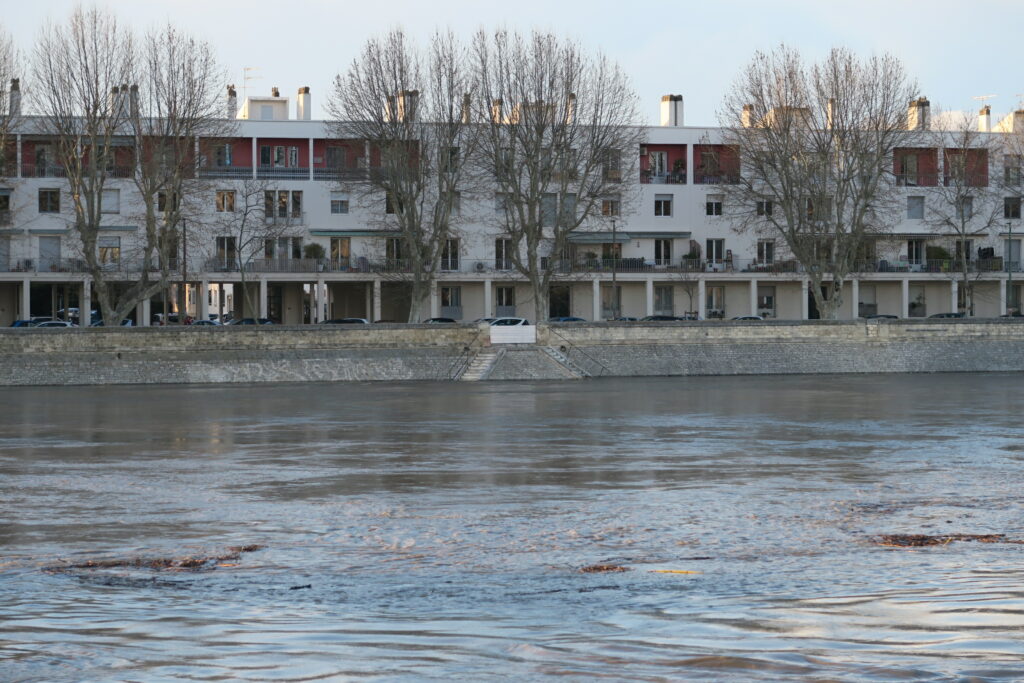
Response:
[35, 320, 77, 328]
[489, 317, 530, 326]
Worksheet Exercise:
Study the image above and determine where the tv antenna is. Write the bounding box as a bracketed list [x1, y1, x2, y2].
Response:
[242, 67, 262, 98]
[973, 94, 997, 107]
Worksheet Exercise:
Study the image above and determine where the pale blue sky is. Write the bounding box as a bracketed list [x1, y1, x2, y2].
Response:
[7, 0, 1024, 125]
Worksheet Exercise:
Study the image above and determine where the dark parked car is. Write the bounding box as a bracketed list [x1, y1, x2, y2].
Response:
[10, 320, 37, 327]
[641, 315, 692, 322]
[324, 318, 369, 324]
[864, 314, 899, 319]
[422, 317, 457, 323]
[227, 318, 275, 325]
[549, 316, 586, 322]
[731, 315, 764, 321]
[89, 319, 134, 327]
[928, 312, 965, 319]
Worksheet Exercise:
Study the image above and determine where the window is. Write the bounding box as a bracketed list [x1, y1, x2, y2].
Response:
[288, 147, 299, 168]
[1005, 197, 1021, 219]
[706, 238, 725, 262]
[897, 152, 918, 186]
[494, 192, 510, 214]
[273, 146, 286, 167]
[907, 240, 924, 264]
[265, 190, 301, 218]
[216, 190, 235, 212]
[260, 146, 271, 166]
[386, 237, 402, 262]
[330, 237, 350, 264]
[266, 236, 302, 260]
[654, 239, 672, 265]
[158, 192, 178, 212]
[561, 193, 577, 224]
[955, 239, 974, 262]
[496, 147, 513, 177]
[956, 196, 973, 220]
[216, 236, 237, 266]
[806, 197, 832, 220]
[495, 238, 512, 270]
[290, 191, 302, 218]
[706, 194, 723, 216]
[907, 196, 924, 220]
[654, 285, 673, 315]
[1005, 155, 1022, 186]
[602, 148, 621, 181]
[441, 286, 462, 307]
[601, 197, 621, 217]
[101, 189, 120, 214]
[325, 147, 346, 169]
[649, 150, 668, 178]
[601, 284, 622, 319]
[0, 189, 10, 225]
[757, 239, 775, 264]
[757, 286, 776, 316]
[441, 147, 459, 173]
[98, 236, 120, 265]
[541, 193, 558, 227]
[385, 192, 401, 215]
[496, 286, 515, 307]
[452, 191, 462, 216]
[654, 194, 672, 217]
[38, 189, 60, 213]
[330, 192, 349, 214]
[215, 144, 232, 167]
[756, 200, 773, 217]
[441, 238, 459, 271]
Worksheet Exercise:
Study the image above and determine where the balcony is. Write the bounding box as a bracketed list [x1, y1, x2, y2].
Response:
[199, 165, 253, 179]
[256, 166, 310, 180]
[895, 173, 938, 187]
[640, 170, 686, 184]
[694, 173, 739, 185]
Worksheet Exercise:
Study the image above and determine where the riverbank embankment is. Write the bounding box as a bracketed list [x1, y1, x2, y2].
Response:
[1, 319, 1023, 386]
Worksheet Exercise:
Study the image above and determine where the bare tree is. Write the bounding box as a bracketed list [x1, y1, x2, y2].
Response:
[471, 29, 643, 321]
[206, 179, 290, 318]
[327, 29, 473, 322]
[0, 26, 19, 182]
[922, 109, 1003, 316]
[719, 45, 918, 319]
[31, 8, 229, 326]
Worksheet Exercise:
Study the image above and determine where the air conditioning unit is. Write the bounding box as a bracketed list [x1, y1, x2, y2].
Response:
[474, 261, 486, 273]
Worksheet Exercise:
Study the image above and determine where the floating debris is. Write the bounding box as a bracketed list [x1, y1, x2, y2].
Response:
[651, 569, 701, 574]
[876, 534, 1021, 547]
[579, 564, 630, 573]
[44, 544, 266, 574]
[289, 584, 312, 590]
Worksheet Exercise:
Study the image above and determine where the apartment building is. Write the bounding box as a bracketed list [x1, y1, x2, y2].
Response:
[0, 86, 1022, 325]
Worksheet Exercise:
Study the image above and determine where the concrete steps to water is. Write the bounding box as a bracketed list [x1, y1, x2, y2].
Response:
[541, 346, 588, 378]
[459, 348, 503, 381]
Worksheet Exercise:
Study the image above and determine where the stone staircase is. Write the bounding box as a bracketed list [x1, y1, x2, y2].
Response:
[459, 348, 504, 381]
[541, 346, 588, 378]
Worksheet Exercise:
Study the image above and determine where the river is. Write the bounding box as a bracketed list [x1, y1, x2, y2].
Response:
[2, 375, 1024, 681]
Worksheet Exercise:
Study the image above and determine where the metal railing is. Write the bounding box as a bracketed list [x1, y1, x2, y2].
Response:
[547, 326, 609, 378]
[198, 166, 253, 179]
[640, 171, 687, 184]
[256, 166, 311, 180]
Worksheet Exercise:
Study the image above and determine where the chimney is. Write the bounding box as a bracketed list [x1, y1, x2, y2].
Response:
[296, 86, 311, 120]
[660, 94, 683, 126]
[128, 84, 139, 119]
[978, 105, 991, 133]
[398, 90, 418, 122]
[8, 79, 20, 118]
[741, 104, 754, 128]
[461, 93, 472, 124]
[226, 85, 237, 119]
[907, 97, 930, 131]
[271, 86, 280, 98]
[826, 98, 836, 129]
[110, 86, 122, 116]
[491, 98, 503, 124]
[566, 92, 576, 124]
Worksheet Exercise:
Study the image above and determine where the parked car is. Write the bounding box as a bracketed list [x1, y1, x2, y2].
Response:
[10, 320, 37, 327]
[549, 316, 586, 322]
[473, 317, 496, 323]
[226, 318, 275, 325]
[928, 312, 965, 319]
[190, 319, 221, 326]
[422, 317, 457, 323]
[613, 316, 639, 322]
[35, 320, 77, 328]
[731, 315, 764, 321]
[89, 319, 133, 327]
[864, 314, 898, 319]
[490, 317, 530, 326]
[323, 318, 369, 324]
[641, 315, 688, 322]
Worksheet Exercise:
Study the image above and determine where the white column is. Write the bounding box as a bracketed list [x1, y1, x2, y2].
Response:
[697, 278, 706, 319]
[251, 137, 258, 179]
[483, 279, 493, 317]
[430, 283, 439, 318]
[308, 138, 314, 181]
[645, 278, 654, 316]
[801, 280, 810, 320]
[1000, 277, 1008, 316]
[901, 278, 910, 318]
[259, 278, 268, 319]
[592, 278, 601, 321]
[199, 280, 210, 321]
[372, 279, 382, 322]
[136, 300, 145, 326]
[81, 279, 91, 325]
[315, 279, 324, 322]
[15, 134, 21, 178]
[686, 143, 695, 185]
[950, 278, 959, 314]
[851, 279, 860, 319]
[20, 278, 30, 319]
[749, 278, 758, 316]
[364, 283, 372, 321]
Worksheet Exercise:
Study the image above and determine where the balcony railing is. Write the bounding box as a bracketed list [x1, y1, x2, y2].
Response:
[895, 172, 938, 187]
[199, 166, 253, 179]
[694, 173, 740, 185]
[19, 164, 133, 179]
[256, 166, 311, 180]
[263, 212, 306, 226]
[640, 170, 687, 184]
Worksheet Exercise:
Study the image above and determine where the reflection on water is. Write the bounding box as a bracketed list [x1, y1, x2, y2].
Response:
[2, 375, 1024, 680]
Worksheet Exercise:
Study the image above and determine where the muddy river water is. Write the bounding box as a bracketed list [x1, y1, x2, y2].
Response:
[2, 375, 1024, 681]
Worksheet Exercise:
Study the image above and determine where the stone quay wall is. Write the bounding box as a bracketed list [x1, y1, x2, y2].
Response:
[0, 319, 1023, 386]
